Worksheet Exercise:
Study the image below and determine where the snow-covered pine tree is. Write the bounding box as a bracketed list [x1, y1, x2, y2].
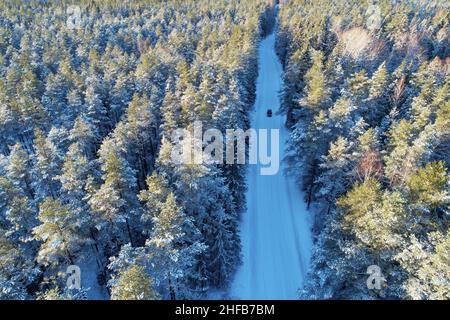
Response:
[33, 198, 86, 267]
[88, 139, 139, 251]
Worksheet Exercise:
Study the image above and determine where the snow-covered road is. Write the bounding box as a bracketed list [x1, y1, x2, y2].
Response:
[229, 32, 313, 300]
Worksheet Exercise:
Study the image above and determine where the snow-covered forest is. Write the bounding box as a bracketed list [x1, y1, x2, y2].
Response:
[0, 0, 448, 300]
[277, 0, 449, 299]
[0, 0, 276, 300]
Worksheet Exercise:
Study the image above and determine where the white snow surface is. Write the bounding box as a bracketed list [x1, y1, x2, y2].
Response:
[77, 246, 109, 300]
[229, 32, 313, 300]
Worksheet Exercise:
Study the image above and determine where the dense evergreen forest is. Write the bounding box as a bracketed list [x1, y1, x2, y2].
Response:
[0, 0, 275, 299]
[276, 0, 449, 299]
[0, 0, 448, 300]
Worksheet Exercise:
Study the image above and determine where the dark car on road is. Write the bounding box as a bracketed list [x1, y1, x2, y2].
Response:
[267, 109, 273, 117]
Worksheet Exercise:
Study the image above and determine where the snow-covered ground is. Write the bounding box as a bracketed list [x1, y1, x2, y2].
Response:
[77, 246, 109, 300]
[229, 32, 313, 300]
